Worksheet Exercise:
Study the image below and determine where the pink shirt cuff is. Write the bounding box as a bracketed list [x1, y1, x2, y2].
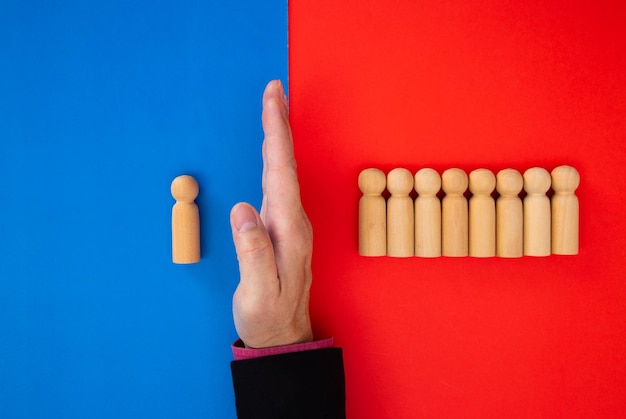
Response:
[232, 337, 334, 361]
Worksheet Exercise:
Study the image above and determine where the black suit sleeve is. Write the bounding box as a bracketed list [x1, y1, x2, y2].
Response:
[230, 348, 346, 419]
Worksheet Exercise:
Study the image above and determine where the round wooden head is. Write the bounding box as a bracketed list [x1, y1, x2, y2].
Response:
[358, 168, 387, 195]
[387, 168, 414, 195]
[441, 168, 468, 195]
[524, 167, 552, 194]
[551, 165, 580, 193]
[496, 169, 523, 196]
[469, 168, 496, 195]
[171, 175, 199, 202]
[523, 167, 551, 195]
[414, 168, 441, 196]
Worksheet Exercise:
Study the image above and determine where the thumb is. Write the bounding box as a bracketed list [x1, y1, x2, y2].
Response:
[230, 203, 278, 293]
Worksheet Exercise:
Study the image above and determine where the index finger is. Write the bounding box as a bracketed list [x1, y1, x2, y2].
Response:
[260, 80, 303, 220]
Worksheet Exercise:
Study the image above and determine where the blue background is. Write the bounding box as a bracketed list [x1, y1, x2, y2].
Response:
[0, 1, 286, 417]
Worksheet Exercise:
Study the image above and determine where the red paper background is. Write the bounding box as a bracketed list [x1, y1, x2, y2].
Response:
[289, 0, 626, 417]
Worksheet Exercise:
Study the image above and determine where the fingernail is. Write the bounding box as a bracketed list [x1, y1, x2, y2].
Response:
[276, 79, 287, 107]
[275, 80, 288, 106]
[233, 204, 259, 232]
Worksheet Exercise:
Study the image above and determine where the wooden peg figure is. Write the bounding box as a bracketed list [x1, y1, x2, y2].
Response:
[387, 168, 414, 257]
[496, 169, 523, 258]
[523, 168, 551, 257]
[441, 168, 468, 257]
[171, 175, 200, 264]
[551, 165, 580, 255]
[414, 168, 441, 257]
[358, 168, 387, 256]
[469, 169, 496, 257]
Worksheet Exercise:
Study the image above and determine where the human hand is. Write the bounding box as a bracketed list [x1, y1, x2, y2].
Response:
[229, 80, 314, 349]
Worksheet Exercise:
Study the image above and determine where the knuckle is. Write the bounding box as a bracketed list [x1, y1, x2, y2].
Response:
[237, 233, 273, 263]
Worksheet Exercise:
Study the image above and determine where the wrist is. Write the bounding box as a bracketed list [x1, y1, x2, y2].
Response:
[238, 318, 313, 349]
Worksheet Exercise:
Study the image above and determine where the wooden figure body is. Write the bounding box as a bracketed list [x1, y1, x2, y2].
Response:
[386, 168, 414, 257]
[523, 168, 551, 256]
[469, 168, 496, 257]
[441, 168, 468, 257]
[496, 169, 523, 258]
[551, 165, 580, 255]
[171, 175, 200, 264]
[414, 168, 441, 257]
[358, 168, 387, 256]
